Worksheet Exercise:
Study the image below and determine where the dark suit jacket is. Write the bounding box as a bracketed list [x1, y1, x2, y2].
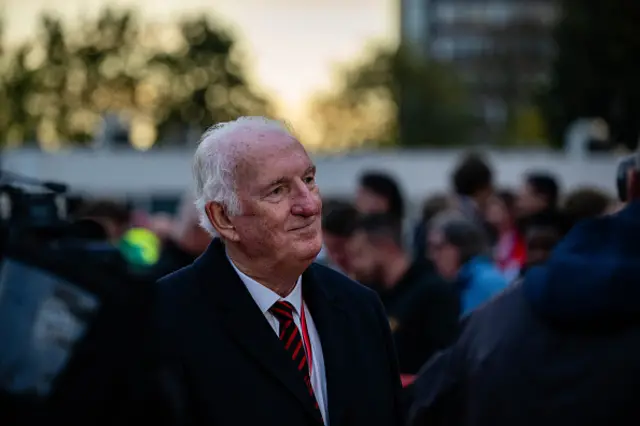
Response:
[132, 238, 405, 426]
[381, 259, 460, 375]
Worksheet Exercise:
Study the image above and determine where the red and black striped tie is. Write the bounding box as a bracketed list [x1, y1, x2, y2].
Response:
[270, 301, 323, 424]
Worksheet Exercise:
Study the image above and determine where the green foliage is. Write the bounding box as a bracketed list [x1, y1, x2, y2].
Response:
[394, 47, 477, 147]
[309, 45, 475, 150]
[539, 1, 640, 149]
[0, 9, 272, 149]
[499, 103, 548, 147]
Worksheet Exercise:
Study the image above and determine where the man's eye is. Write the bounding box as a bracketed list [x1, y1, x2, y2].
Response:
[271, 186, 283, 195]
[305, 176, 316, 185]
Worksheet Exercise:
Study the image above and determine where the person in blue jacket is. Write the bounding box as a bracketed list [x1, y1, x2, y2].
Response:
[428, 211, 508, 317]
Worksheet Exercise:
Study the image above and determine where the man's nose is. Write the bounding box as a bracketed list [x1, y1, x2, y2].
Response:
[291, 185, 320, 217]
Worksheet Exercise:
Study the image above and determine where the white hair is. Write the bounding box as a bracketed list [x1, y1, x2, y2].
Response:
[193, 116, 294, 236]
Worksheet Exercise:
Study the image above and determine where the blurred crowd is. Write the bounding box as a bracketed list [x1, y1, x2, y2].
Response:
[67, 151, 618, 379]
[316, 152, 618, 375]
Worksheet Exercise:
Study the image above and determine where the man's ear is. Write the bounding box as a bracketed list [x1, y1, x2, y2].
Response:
[205, 201, 240, 241]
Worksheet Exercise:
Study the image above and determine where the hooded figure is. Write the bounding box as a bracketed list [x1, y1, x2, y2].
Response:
[409, 193, 640, 426]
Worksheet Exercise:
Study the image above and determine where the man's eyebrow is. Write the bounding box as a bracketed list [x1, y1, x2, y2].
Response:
[266, 176, 287, 187]
[265, 165, 315, 188]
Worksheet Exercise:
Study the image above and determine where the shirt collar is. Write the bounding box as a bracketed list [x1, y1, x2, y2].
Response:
[227, 254, 303, 314]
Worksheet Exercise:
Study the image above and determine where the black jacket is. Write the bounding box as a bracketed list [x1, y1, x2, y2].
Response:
[131, 238, 405, 426]
[380, 260, 460, 375]
[410, 202, 640, 426]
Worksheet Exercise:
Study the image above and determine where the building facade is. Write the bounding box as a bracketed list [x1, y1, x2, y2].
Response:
[401, 0, 559, 142]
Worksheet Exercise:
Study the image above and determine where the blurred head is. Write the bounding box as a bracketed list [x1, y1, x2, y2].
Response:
[485, 190, 517, 233]
[562, 187, 612, 229]
[526, 227, 560, 266]
[516, 172, 559, 217]
[451, 152, 494, 208]
[428, 211, 488, 280]
[173, 191, 212, 255]
[347, 213, 404, 286]
[524, 212, 565, 267]
[422, 193, 454, 226]
[321, 201, 359, 273]
[355, 171, 404, 221]
[148, 213, 175, 240]
[75, 199, 131, 243]
[194, 117, 322, 275]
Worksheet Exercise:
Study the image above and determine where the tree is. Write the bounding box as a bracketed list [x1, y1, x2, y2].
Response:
[308, 45, 475, 150]
[539, 1, 640, 149]
[0, 9, 272, 149]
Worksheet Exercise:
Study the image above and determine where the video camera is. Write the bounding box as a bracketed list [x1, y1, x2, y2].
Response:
[0, 170, 154, 423]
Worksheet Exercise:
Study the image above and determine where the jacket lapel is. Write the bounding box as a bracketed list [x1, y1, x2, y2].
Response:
[302, 266, 352, 426]
[193, 239, 321, 423]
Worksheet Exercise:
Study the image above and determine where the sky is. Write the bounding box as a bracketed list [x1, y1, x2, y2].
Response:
[1, 0, 397, 130]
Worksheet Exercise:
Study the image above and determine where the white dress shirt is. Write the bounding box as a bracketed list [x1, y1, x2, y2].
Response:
[228, 259, 329, 425]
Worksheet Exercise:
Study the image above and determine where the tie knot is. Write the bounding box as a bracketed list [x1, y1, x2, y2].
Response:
[270, 300, 295, 321]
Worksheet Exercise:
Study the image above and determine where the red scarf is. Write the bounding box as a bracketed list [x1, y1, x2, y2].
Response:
[496, 230, 526, 272]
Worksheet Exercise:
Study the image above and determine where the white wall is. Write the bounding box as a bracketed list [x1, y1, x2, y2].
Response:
[1, 148, 622, 208]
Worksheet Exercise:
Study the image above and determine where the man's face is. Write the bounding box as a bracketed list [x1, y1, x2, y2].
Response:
[516, 182, 546, 217]
[346, 231, 381, 285]
[323, 233, 352, 273]
[229, 136, 323, 265]
[355, 187, 389, 214]
[428, 229, 460, 280]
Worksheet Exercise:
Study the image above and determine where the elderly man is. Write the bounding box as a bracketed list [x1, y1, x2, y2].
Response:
[133, 117, 404, 426]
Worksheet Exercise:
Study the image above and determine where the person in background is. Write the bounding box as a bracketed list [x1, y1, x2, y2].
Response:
[428, 211, 507, 318]
[515, 172, 561, 225]
[151, 191, 212, 278]
[450, 153, 496, 244]
[347, 213, 459, 375]
[74, 199, 132, 243]
[485, 190, 526, 282]
[409, 154, 640, 426]
[412, 193, 454, 261]
[319, 201, 359, 275]
[355, 170, 415, 255]
[422, 194, 455, 229]
[129, 209, 153, 229]
[520, 213, 566, 276]
[562, 187, 612, 230]
[147, 213, 176, 241]
[355, 170, 404, 223]
[514, 172, 566, 272]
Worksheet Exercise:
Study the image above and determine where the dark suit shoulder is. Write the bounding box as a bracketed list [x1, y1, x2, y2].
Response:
[152, 264, 202, 331]
[157, 262, 196, 286]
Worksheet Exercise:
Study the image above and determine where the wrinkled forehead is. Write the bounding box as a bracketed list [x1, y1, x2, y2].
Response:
[233, 133, 313, 188]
